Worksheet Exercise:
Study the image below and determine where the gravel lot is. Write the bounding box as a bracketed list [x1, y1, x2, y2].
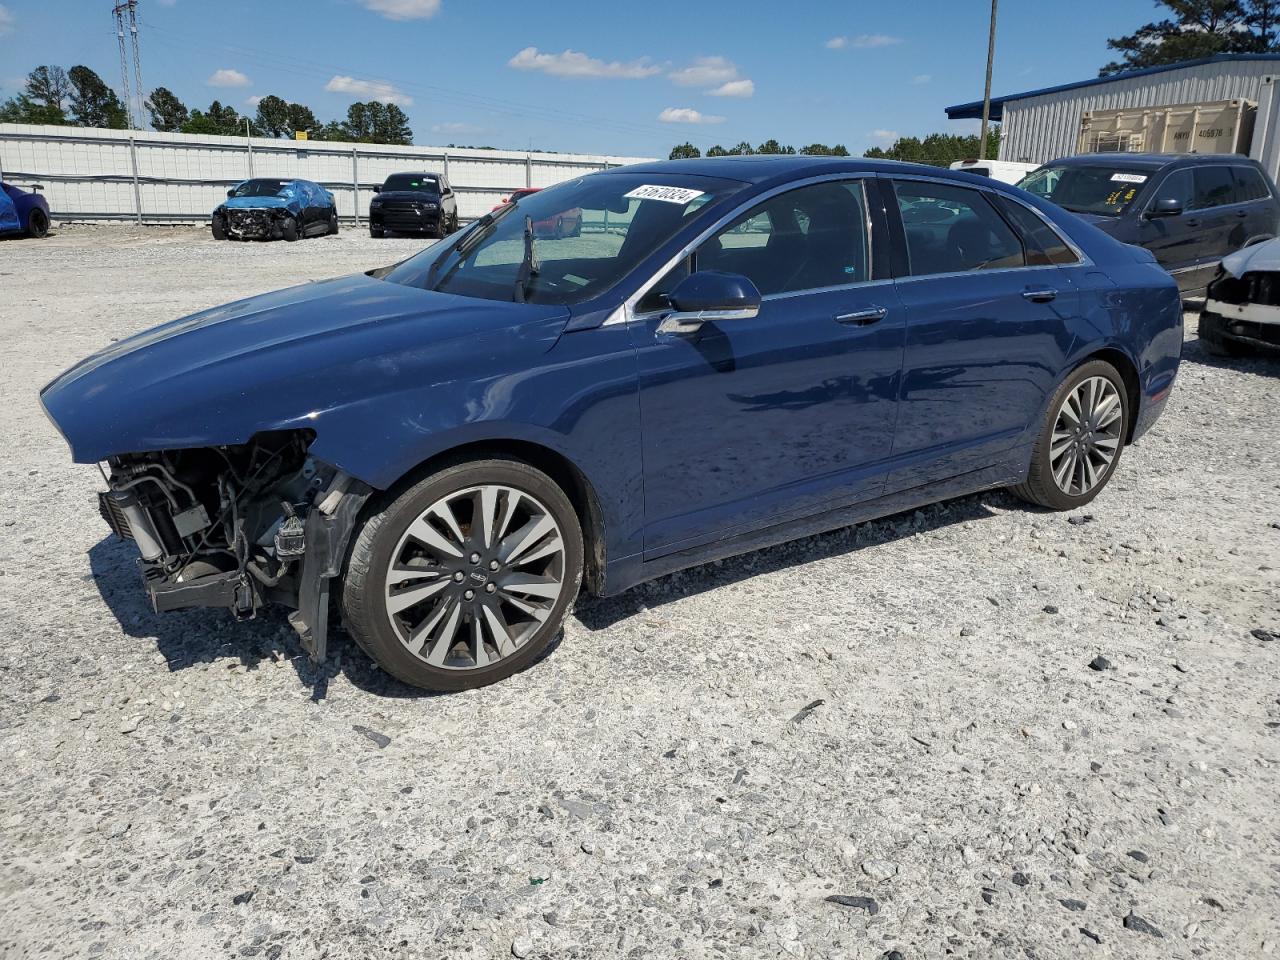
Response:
[1, 225, 1278, 960]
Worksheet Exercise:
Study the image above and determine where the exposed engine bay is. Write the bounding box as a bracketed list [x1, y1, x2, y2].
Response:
[225, 208, 287, 240]
[97, 430, 370, 659]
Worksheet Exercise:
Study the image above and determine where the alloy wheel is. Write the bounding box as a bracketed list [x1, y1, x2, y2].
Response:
[1049, 376, 1123, 497]
[382, 484, 567, 670]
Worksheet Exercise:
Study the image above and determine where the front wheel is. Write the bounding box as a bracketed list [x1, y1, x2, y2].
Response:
[281, 217, 299, 242]
[211, 216, 226, 241]
[1012, 359, 1129, 510]
[342, 459, 584, 691]
[26, 208, 49, 239]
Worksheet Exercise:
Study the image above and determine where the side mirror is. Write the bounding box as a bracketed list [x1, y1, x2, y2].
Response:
[658, 271, 761, 334]
[1146, 197, 1184, 218]
[226, 188, 235, 198]
[372, 185, 381, 194]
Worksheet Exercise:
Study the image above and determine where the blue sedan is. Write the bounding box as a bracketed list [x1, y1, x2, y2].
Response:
[1, 181, 51, 239]
[41, 157, 1182, 691]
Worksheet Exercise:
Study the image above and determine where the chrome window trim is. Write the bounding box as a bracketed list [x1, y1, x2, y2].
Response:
[615, 173, 877, 324]
[887, 172, 1093, 274]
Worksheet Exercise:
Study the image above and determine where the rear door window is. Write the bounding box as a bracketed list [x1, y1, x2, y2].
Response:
[991, 195, 1079, 265]
[1232, 166, 1271, 202]
[1190, 166, 1238, 210]
[893, 180, 1025, 276]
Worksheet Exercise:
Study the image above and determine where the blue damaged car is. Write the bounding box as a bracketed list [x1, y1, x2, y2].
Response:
[211, 177, 338, 242]
[41, 157, 1183, 692]
[1, 181, 51, 239]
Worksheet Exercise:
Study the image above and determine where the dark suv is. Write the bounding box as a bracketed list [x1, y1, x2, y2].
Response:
[1018, 153, 1280, 295]
[369, 172, 458, 239]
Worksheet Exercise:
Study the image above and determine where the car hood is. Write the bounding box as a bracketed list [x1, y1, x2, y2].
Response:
[223, 196, 295, 211]
[41, 273, 571, 467]
[1220, 237, 1280, 277]
[1070, 211, 1115, 227]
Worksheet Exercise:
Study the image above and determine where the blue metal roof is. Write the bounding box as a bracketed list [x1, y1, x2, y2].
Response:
[945, 53, 1280, 121]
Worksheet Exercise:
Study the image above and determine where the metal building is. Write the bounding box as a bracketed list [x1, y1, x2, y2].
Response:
[945, 53, 1280, 179]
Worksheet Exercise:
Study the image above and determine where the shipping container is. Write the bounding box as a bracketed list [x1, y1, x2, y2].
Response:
[1077, 98, 1256, 156]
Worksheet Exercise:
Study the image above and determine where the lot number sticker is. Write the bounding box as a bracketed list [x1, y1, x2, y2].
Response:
[1110, 173, 1148, 184]
[624, 185, 706, 205]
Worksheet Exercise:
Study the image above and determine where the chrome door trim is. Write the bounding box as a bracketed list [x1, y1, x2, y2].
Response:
[612, 173, 877, 325]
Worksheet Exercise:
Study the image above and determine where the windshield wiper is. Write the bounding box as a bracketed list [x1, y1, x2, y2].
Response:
[513, 215, 540, 304]
[426, 204, 514, 292]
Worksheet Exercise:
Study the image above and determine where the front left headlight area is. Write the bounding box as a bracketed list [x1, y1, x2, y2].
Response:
[97, 430, 333, 617]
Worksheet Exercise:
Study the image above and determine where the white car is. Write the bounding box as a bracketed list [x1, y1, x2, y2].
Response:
[949, 159, 1040, 185]
[1199, 239, 1280, 355]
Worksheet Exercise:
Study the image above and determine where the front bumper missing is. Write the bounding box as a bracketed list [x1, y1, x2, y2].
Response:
[227, 209, 283, 239]
[1202, 299, 1280, 348]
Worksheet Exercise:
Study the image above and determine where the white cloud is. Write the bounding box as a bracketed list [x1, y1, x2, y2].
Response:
[0, 6, 12, 36]
[155, 0, 176, 6]
[825, 37, 847, 49]
[870, 129, 899, 141]
[246, 95, 264, 107]
[325, 75, 413, 106]
[508, 47, 662, 79]
[432, 121, 485, 134]
[358, 0, 441, 20]
[668, 56, 739, 88]
[829, 34, 902, 49]
[912, 74, 932, 85]
[207, 69, 251, 88]
[708, 78, 754, 98]
[659, 107, 725, 125]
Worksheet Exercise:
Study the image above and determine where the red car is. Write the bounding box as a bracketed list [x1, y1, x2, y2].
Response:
[492, 187, 583, 238]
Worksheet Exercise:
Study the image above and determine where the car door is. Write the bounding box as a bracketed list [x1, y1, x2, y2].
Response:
[1231, 164, 1280, 246]
[1189, 164, 1241, 266]
[884, 176, 1080, 494]
[630, 177, 906, 557]
[1136, 167, 1202, 282]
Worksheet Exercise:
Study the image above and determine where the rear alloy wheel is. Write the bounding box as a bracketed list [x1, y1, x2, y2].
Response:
[1013, 360, 1128, 510]
[342, 459, 583, 691]
[26, 208, 49, 239]
[328, 208, 340, 235]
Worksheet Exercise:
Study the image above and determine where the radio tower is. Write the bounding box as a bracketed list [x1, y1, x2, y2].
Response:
[112, 1, 143, 129]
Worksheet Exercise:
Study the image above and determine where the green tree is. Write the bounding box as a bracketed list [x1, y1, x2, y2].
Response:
[146, 87, 189, 132]
[668, 142, 701, 159]
[756, 139, 795, 155]
[799, 143, 850, 156]
[324, 101, 413, 145]
[25, 65, 71, 114]
[1100, 0, 1280, 75]
[68, 65, 128, 129]
[0, 94, 67, 124]
[728, 141, 755, 155]
[181, 100, 253, 137]
[706, 144, 730, 157]
[254, 95, 323, 139]
[863, 128, 1000, 166]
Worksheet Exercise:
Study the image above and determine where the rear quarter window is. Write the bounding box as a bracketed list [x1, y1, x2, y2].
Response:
[1232, 166, 1272, 202]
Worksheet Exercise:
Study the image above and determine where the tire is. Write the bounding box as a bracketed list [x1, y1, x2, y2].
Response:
[328, 208, 340, 236]
[26, 208, 49, 239]
[1012, 359, 1129, 510]
[434, 217, 450, 240]
[370, 225, 385, 239]
[210, 216, 226, 241]
[281, 217, 299, 242]
[1197, 312, 1247, 357]
[342, 458, 584, 691]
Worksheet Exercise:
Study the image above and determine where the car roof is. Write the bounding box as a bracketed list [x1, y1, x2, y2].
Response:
[602, 155, 1023, 186]
[1043, 153, 1258, 171]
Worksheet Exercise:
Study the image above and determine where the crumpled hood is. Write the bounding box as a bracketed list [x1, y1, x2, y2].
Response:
[1220, 237, 1280, 277]
[223, 195, 295, 211]
[41, 273, 570, 468]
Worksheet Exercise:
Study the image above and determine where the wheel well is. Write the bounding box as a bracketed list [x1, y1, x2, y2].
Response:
[1087, 347, 1140, 443]
[388, 440, 608, 595]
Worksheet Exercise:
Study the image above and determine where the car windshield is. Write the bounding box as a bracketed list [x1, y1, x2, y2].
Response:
[383, 174, 441, 193]
[1017, 164, 1151, 216]
[380, 173, 748, 305]
[230, 179, 289, 198]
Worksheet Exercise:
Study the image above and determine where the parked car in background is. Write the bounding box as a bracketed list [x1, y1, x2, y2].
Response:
[949, 158, 1039, 185]
[1017, 153, 1280, 295]
[0, 181, 51, 239]
[42, 157, 1182, 693]
[212, 178, 338, 242]
[491, 186, 584, 238]
[1198, 238, 1280, 354]
[370, 172, 458, 239]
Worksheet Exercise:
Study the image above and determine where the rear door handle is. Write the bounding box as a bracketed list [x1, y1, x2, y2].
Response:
[1235, 210, 1249, 218]
[1022, 287, 1058, 303]
[835, 306, 887, 326]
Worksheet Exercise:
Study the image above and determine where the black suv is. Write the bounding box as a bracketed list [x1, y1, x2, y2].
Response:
[1018, 153, 1280, 296]
[369, 172, 458, 239]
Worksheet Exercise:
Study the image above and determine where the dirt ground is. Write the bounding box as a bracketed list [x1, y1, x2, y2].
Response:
[1, 225, 1278, 960]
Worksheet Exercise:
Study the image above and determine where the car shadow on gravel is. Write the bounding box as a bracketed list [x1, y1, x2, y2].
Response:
[574, 492, 1007, 631]
[1181, 335, 1280, 376]
[87, 536, 563, 701]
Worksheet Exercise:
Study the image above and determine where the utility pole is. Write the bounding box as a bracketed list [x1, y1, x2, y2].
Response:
[979, 0, 998, 161]
[112, 1, 144, 130]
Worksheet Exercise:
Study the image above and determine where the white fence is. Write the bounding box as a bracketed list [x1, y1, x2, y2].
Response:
[0, 123, 655, 226]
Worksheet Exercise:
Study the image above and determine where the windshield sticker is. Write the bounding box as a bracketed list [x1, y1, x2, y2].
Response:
[624, 184, 706, 205]
[1110, 173, 1148, 184]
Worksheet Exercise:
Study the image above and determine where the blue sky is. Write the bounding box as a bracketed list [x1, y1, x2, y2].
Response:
[0, 0, 1160, 157]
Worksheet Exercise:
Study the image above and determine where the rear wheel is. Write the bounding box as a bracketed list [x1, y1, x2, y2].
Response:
[342, 459, 584, 691]
[26, 208, 49, 239]
[370, 225, 385, 238]
[328, 208, 340, 235]
[1012, 359, 1129, 510]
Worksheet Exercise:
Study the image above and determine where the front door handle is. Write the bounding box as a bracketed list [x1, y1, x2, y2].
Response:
[1235, 210, 1249, 218]
[1022, 287, 1058, 303]
[835, 306, 887, 326]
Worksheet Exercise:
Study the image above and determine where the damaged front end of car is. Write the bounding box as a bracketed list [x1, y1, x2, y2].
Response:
[97, 430, 371, 660]
[220, 205, 291, 240]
